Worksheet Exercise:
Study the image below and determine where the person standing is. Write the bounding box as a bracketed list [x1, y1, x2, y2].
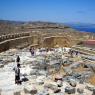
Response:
[14, 63, 21, 85]
[16, 56, 20, 64]
[29, 48, 35, 56]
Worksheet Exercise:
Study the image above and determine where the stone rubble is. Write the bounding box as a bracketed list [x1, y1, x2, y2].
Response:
[77, 88, 84, 94]
[24, 84, 37, 94]
[65, 86, 76, 94]
[0, 48, 95, 95]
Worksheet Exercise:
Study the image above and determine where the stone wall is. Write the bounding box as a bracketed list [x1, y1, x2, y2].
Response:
[0, 41, 10, 52]
[0, 32, 80, 52]
[0, 32, 30, 42]
[43, 37, 54, 48]
[43, 36, 72, 48]
[0, 35, 39, 52]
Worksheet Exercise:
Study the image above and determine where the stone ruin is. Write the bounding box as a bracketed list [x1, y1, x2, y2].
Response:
[0, 46, 95, 95]
[0, 31, 80, 52]
[0, 30, 95, 95]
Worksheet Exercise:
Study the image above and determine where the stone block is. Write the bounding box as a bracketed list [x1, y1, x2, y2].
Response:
[65, 86, 76, 94]
[57, 80, 63, 87]
[55, 75, 63, 82]
[85, 84, 95, 91]
[77, 88, 84, 94]
[54, 89, 61, 93]
[69, 79, 77, 87]
[36, 90, 49, 95]
[64, 67, 73, 75]
[24, 85, 37, 94]
[36, 76, 45, 85]
[30, 69, 38, 75]
[36, 79, 44, 85]
[44, 82, 61, 93]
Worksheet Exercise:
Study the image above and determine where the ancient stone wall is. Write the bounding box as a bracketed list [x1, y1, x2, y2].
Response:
[43, 36, 72, 48]
[0, 32, 30, 42]
[0, 35, 39, 52]
[9, 36, 30, 48]
[0, 41, 10, 52]
[0, 31, 81, 52]
[43, 37, 54, 48]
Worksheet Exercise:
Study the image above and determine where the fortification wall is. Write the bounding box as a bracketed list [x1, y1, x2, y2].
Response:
[0, 31, 80, 52]
[0, 35, 39, 52]
[0, 32, 30, 42]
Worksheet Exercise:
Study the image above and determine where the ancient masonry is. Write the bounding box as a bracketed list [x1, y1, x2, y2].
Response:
[0, 32, 75, 52]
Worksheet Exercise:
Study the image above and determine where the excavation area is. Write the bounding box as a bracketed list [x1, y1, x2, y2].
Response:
[0, 47, 95, 95]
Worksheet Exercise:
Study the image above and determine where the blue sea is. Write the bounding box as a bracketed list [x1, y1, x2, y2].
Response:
[65, 23, 95, 33]
[71, 26, 95, 33]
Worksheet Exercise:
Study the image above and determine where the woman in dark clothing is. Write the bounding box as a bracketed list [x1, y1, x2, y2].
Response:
[15, 64, 21, 84]
[16, 56, 20, 64]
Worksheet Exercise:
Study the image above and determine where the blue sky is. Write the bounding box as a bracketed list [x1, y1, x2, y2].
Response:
[0, 0, 95, 23]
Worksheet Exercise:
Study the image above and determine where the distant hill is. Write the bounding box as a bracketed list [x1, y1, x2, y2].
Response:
[0, 20, 69, 35]
[0, 20, 95, 41]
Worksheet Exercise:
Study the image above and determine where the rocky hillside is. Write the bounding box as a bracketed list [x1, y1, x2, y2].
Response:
[0, 20, 67, 34]
[0, 20, 94, 40]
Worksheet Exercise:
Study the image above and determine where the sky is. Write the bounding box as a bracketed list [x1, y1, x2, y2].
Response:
[0, 0, 95, 23]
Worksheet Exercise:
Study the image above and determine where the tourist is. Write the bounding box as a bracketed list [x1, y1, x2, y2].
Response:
[76, 51, 78, 56]
[64, 48, 66, 52]
[16, 55, 20, 64]
[14, 63, 21, 85]
[30, 48, 35, 56]
[69, 49, 73, 57]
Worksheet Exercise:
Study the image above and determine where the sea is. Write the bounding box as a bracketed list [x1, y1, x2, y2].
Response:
[65, 23, 95, 33]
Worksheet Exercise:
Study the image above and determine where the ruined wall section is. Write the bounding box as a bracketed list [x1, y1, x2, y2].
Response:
[0, 34, 39, 52]
[43, 37, 54, 48]
[9, 36, 30, 48]
[43, 36, 72, 48]
[53, 36, 71, 47]
[0, 31, 82, 52]
[0, 32, 30, 42]
[0, 41, 10, 52]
